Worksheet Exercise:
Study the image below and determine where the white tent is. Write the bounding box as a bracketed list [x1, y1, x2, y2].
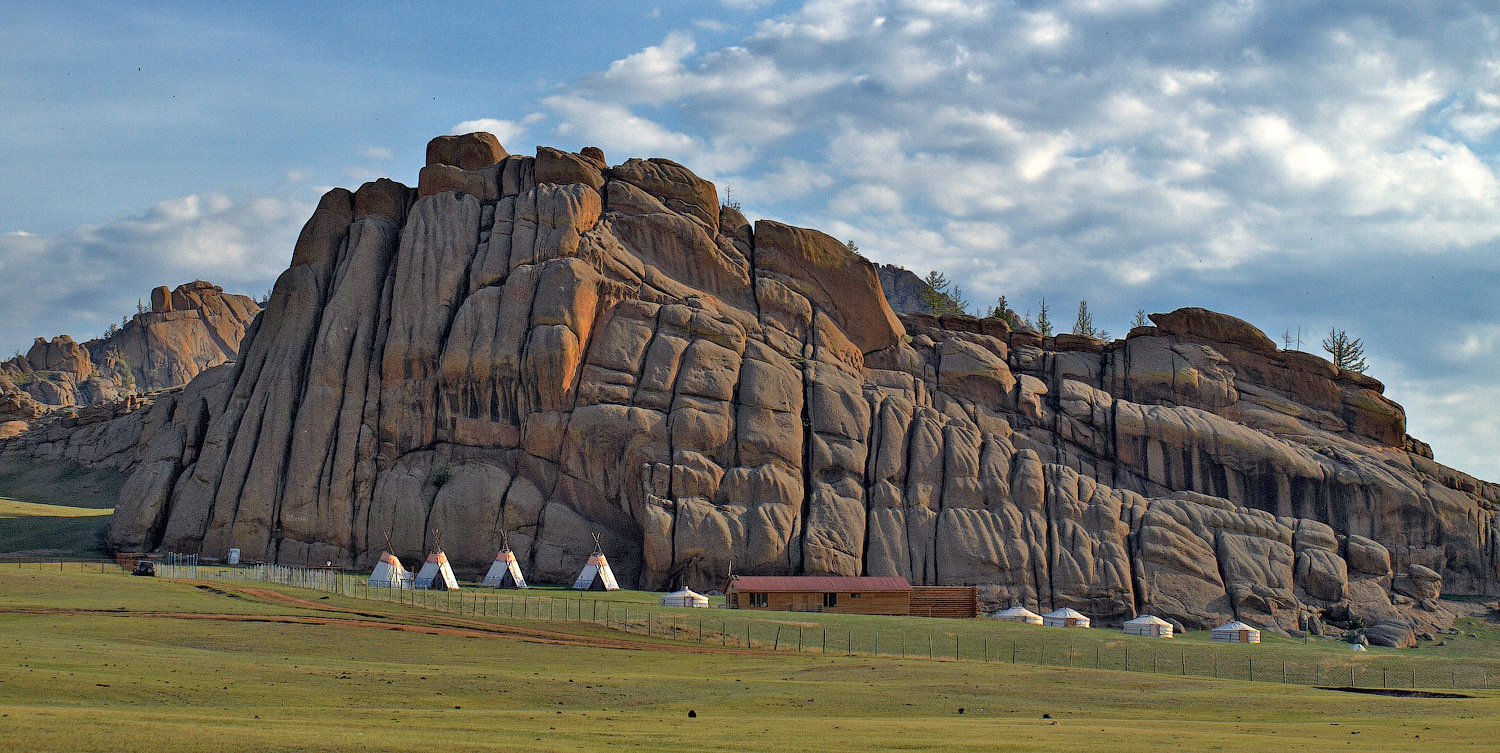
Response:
[990, 606, 1043, 625]
[659, 588, 709, 608]
[1043, 607, 1091, 628]
[1211, 621, 1261, 643]
[1350, 643, 1368, 652]
[368, 551, 412, 589]
[414, 549, 460, 590]
[481, 546, 528, 589]
[571, 538, 620, 591]
[1123, 615, 1174, 638]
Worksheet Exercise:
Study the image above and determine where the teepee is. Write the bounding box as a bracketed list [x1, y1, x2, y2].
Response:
[414, 547, 461, 590]
[571, 534, 620, 591]
[482, 535, 528, 589]
[368, 550, 412, 589]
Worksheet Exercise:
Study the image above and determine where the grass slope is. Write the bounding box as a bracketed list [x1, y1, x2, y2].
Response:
[0, 568, 1495, 752]
[0, 458, 126, 509]
[0, 497, 112, 557]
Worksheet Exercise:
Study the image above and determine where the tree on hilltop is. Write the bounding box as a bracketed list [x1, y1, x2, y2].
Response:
[1035, 298, 1053, 336]
[1322, 328, 1368, 373]
[919, 270, 969, 316]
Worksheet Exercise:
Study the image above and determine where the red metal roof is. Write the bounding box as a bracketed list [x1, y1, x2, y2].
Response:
[727, 575, 912, 592]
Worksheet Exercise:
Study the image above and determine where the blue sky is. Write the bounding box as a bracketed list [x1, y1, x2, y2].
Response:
[3, 0, 1500, 479]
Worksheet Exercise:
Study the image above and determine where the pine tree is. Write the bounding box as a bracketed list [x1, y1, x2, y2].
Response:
[988, 295, 1022, 328]
[1072, 300, 1097, 338]
[919, 271, 951, 314]
[1322, 328, 1368, 373]
[947, 285, 970, 316]
[1133, 310, 1148, 328]
[846, 239, 859, 253]
[1035, 298, 1053, 336]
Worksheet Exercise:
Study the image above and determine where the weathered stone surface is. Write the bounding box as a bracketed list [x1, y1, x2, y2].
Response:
[2, 132, 1489, 642]
[426, 132, 508, 170]
[0, 281, 260, 411]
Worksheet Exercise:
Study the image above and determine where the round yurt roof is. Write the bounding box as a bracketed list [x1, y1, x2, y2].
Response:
[1045, 607, 1087, 619]
[993, 606, 1042, 618]
[1213, 621, 1258, 632]
[664, 588, 705, 599]
[1124, 615, 1172, 626]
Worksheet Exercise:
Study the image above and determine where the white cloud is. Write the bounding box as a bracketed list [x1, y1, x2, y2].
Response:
[0, 191, 311, 353]
[449, 118, 532, 148]
[535, 0, 1500, 477]
[362, 146, 393, 161]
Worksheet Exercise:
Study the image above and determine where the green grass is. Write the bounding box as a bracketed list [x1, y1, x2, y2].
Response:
[0, 568, 1497, 752]
[0, 497, 112, 557]
[0, 457, 126, 509]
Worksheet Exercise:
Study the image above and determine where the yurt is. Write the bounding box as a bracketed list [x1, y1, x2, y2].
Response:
[1042, 608, 1090, 628]
[481, 545, 528, 589]
[414, 549, 461, 590]
[368, 551, 412, 589]
[990, 606, 1044, 625]
[1123, 615, 1174, 638]
[1210, 621, 1261, 643]
[659, 588, 709, 608]
[571, 536, 620, 591]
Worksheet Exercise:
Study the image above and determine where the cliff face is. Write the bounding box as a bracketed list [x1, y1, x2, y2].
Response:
[0, 280, 260, 412]
[44, 132, 1494, 646]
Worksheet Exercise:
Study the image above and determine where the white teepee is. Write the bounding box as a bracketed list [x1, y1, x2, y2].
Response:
[482, 539, 528, 589]
[414, 549, 460, 590]
[368, 550, 412, 589]
[571, 535, 620, 591]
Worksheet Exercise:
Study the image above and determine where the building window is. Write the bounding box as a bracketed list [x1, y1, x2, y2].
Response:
[850, 592, 862, 599]
[749, 592, 768, 608]
[823, 592, 837, 609]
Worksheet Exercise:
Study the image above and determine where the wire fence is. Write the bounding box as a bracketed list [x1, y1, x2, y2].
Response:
[58, 554, 1496, 691]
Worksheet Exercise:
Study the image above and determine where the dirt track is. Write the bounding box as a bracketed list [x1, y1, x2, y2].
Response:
[0, 583, 786, 657]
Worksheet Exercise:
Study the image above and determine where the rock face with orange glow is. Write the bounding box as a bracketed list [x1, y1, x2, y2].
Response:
[23, 132, 1490, 645]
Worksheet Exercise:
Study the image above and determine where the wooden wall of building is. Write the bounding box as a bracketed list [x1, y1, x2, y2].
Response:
[727, 588, 912, 616]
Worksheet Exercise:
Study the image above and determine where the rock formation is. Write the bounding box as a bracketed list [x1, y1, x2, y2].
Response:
[4, 133, 1493, 647]
[877, 264, 930, 315]
[0, 280, 260, 413]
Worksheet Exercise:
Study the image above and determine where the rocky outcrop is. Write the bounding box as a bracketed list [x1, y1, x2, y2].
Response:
[6, 133, 1491, 642]
[0, 281, 260, 416]
[877, 264, 930, 315]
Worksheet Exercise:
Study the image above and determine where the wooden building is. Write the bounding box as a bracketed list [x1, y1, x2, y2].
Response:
[724, 576, 979, 618]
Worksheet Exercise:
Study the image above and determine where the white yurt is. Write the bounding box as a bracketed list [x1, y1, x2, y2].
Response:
[414, 549, 461, 590]
[659, 588, 709, 608]
[571, 536, 620, 591]
[1042, 607, 1091, 628]
[1123, 615, 1174, 638]
[481, 546, 528, 589]
[368, 551, 412, 589]
[990, 606, 1044, 625]
[1210, 621, 1261, 643]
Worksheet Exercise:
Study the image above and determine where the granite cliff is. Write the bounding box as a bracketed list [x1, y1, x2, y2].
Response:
[4, 132, 1494, 647]
[0, 280, 259, 423]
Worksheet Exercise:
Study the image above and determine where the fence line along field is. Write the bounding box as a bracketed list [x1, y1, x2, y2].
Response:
[0, 564, 1497, 753]
[153, 557, 1500, 691]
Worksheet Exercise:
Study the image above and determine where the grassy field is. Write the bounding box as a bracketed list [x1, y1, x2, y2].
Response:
[0, 457, 125, 510]
[0, 567, 1496, 752]
[0, 497, 112, 557]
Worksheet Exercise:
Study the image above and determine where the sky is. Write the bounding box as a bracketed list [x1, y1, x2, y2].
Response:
[3, 0, 1499, 479]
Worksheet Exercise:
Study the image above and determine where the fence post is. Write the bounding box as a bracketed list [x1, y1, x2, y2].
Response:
[955, 635, 960, 661]
[1383, 668, 1388, 689]
[875, 631, 879, 657]
[1282, 660, 1286, 683]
